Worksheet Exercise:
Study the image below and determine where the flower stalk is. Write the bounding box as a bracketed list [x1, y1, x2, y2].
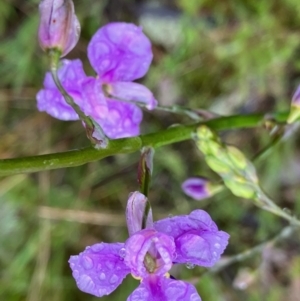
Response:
[49, 50, 108, 148]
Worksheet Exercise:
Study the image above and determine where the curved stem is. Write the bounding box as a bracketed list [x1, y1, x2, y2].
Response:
[0, 112, 289, 176]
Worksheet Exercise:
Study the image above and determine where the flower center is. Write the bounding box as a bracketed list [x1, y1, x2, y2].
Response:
[143, 252, 156, 273]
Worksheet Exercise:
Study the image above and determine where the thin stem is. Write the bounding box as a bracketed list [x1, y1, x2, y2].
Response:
[0, 112, 289, 176]
[205, 225, 296, 275]
[105, 90, 217, 121]
[49, 50, 108, 148]
[256, 189, 300, 227]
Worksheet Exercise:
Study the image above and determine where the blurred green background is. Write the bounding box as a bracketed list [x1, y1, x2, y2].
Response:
[1, 0, 300, 300]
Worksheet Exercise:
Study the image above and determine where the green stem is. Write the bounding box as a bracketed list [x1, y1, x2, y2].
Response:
[0, 112, 289, 176]
[49, 50, 108, 148]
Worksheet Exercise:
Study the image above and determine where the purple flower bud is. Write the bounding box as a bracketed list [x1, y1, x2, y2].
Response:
[288, 85, 300, 123]
[182, 177, 219, 201]
[126, 192, 153, 236]
[38, 0, 80, 57]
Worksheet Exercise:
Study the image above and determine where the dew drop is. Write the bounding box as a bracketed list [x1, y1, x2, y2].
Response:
[82, 256, 94, 270]
[119, 248, 126, 258]
[72, 270, 80, 279]
[99, 273, 106, 280]
[214, 243, 221, 249]
[92, 244, 104, 252]
[185, 262, 195, 269]
[98, 288, 108, 296]
[168, 214, 173, 218]
[110, 274, 119, 284]
[106, 261, 115, 269]
[190, 293, 201, 301]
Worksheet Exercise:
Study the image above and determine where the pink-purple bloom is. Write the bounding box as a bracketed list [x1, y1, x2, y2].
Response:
[69, 192, 229, 300]
[182, 177, 212, 201]
[37, 22, 157, 139]
[38, 0, 80, 57]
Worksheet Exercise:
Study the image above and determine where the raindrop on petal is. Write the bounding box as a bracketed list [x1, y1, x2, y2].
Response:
[110, 274, 119, 284]
[82, 256, 94, 270]
[214, 243, 221, 249]
[119, 248, 126, 258]
[99, 273, 106, 280]
[186, 262, 195, 269]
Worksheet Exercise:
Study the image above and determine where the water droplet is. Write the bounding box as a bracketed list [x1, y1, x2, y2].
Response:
[72, 270, 80, 279]
[106, 261, 115, 269]
[82, 256, 94, 270]
[168, 214, 173, 218]
[92, 244, 104, 252]
[110, 274, 119, 284]
[99, 273, 106, 280]
[186, 262, 195, 269]
[166, 226, 172, 233]
[119, 248, 126, 258]
[190, 293, 201, 301]
[98, 288, 108, 296]
[214, 243, 221, 249]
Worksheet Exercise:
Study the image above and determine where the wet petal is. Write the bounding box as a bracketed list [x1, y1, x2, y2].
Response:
[126, 192, 153, 237]
[94, 99, 142, 139]
[87, 22, 153, 82]
[108, 82, 158, 110]
[43, 59, 86, 90]
[127, 276, 201, 301]
[154, 210, 229, 267]
[36, 89, 79, 120]
[124, 229, 175, 278]
[80, 77, 108, 119]
[69, 242, 130, 297]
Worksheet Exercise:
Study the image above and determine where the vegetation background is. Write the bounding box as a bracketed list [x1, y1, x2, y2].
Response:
[0, 0, 300, 300]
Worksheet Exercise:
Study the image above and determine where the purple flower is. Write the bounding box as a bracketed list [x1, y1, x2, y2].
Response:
[37, 23, 157, 139]
[182, 177, 211, 201]
[69, 192, 229, 300]
[154, 210, 229, 267]
[38, 0, 80, 57]
[182, 177, 222, 201]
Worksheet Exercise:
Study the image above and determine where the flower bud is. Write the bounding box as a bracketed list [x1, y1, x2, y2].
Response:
[287, 85, 300, 123]
[38, 0, 80, 57]
[182, 177, 222, 201]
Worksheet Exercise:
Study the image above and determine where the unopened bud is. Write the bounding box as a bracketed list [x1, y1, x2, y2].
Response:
[287, 85, 300, 123]
[182, 177, 222, 201]
[126, 191, 153, 236]
[38, 0, 80, 57]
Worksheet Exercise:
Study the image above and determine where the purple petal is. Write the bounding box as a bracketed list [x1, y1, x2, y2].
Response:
[154, 210, 230, 267]
[126, 192, 153, 236]
[37, 89, 79, 120]
[43, 59, 86, 91]
[108, 82, 158, 110]
[80, 77, 108, 119]
[87, 22, 153, 82]
[69, 242, 130, 297]
[124, 229, 175, 278]
[94, 99, 142, 139]
[182, 177, 211, 201]
[127, 276, 201, 301]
